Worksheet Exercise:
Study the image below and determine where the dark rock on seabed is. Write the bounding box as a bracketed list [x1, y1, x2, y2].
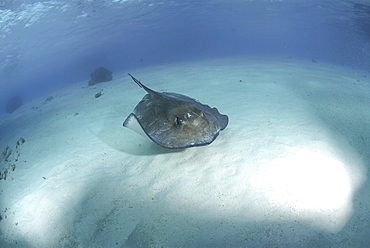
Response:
[88, 67, 113, 86]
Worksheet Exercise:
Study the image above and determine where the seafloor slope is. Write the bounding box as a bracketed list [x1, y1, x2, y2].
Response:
[0, 57, 369, 247]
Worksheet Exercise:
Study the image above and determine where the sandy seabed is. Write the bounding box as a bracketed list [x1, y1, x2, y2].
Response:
[0, 57, 369, 247]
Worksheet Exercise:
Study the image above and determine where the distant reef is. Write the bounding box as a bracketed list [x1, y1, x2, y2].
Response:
[0, 137, 25, 181]
[5, 95, 23, 114]
[88, 67, 113, 86]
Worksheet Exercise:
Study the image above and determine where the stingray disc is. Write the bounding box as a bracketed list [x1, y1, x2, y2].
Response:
[123, 74, 229, 149]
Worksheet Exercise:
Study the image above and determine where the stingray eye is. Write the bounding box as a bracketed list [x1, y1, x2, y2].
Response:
[175, 116, 184, 125]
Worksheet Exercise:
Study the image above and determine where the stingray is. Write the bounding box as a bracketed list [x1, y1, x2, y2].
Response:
[123, 74, 229, 149]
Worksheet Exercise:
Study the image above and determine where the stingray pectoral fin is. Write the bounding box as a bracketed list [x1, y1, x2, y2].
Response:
[123, 113, 149, 139]
[210, 107, 228, 130]
[219, 114, 229, 130]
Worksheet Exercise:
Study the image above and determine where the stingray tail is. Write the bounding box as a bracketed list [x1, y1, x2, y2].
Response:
[127, 73, 156, 94]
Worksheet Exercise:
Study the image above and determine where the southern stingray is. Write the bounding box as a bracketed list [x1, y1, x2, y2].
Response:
[123, 74, 229, 149]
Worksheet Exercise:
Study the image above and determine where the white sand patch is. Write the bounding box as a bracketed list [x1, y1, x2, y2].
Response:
[0, 57, 369, 247]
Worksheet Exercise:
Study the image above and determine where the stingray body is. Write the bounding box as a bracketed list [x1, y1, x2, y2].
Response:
[123, 74, 229, 149]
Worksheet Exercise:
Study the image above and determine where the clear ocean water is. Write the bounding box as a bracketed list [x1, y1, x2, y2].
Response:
[1, 1, 370, 247]
[1, 0, 369, 113]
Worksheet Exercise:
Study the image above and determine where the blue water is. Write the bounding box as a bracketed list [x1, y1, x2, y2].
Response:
[0, 0, 369, 115]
